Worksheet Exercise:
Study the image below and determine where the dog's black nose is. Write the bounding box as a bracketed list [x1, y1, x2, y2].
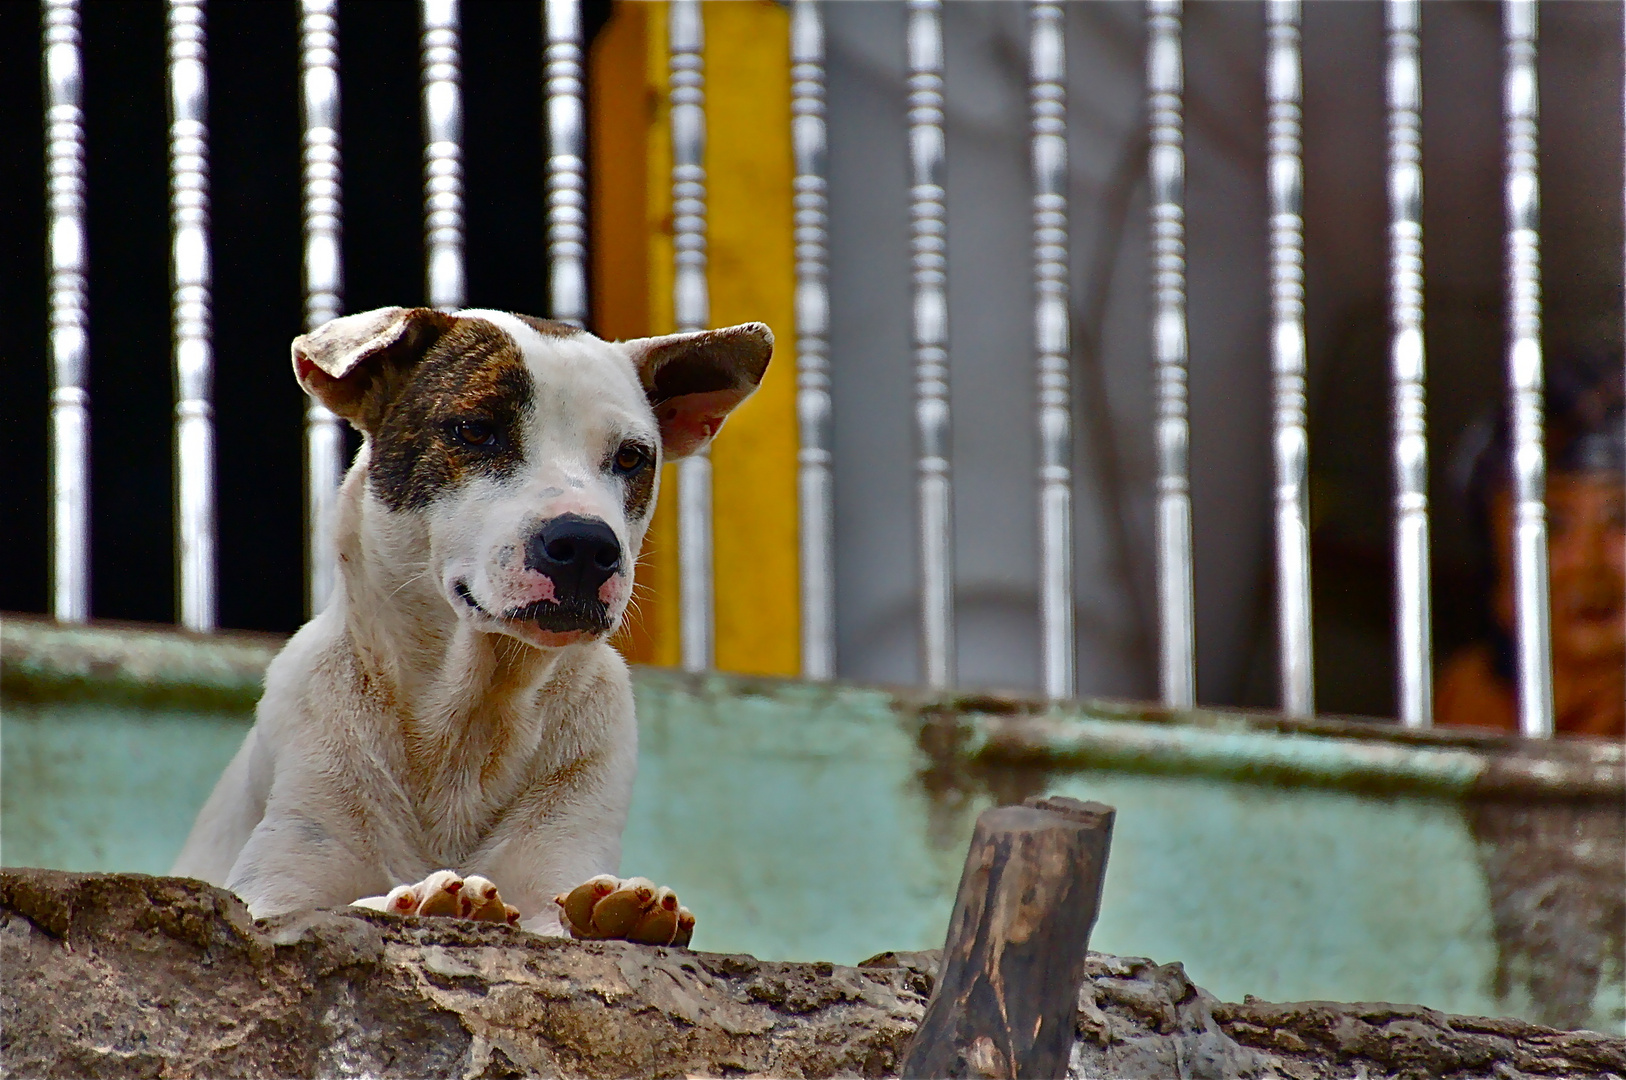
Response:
[525, 515, 622, 599]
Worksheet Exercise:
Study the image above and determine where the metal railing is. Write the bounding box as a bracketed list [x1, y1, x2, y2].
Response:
[43, 0, 89, 626]
[37, 0, 1579, 737]
[1146, 0, 1194, 710]
[300, 0, 345, 618]
[669, 0, 713, 674]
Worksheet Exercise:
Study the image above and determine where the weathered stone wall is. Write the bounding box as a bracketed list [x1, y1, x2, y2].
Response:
[2, 871, 1621, 1080]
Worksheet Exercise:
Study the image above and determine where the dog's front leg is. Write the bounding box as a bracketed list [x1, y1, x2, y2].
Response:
[223, 797, 387, 918]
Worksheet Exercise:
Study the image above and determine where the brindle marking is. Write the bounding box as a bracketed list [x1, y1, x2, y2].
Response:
[370, 320, 534, 512]
[614, 442, 658, 525]
[309, 309, 456, 434]
[512, 314, 584, 340]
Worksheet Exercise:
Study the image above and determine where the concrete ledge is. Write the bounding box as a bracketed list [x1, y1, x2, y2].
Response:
[1, 615, 280, 712]
[5, 614, 1621, 801]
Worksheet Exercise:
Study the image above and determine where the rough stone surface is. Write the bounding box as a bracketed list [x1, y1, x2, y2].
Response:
[1070, 952, 1626, 1080]
[4, 870, 1622, 1080]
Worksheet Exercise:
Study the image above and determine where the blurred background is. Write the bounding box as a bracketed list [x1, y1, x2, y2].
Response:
[2, 0, 1622, 719]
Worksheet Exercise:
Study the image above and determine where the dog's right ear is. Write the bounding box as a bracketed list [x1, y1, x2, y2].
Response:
[292, 307, 455, 433]
[622, 322, 774, 459]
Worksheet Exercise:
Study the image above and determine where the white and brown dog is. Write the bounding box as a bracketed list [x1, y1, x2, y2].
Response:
[172, 306, 772, 946]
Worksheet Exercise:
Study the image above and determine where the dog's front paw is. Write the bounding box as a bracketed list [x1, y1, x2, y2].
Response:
[554, 875, 695, 947]
[352, 870, 520, 924]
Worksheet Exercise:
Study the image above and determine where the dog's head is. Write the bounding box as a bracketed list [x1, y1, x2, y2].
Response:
[293, 306, 772, 649]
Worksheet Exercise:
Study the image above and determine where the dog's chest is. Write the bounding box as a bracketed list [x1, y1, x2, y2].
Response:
[400, 707, 551, 861]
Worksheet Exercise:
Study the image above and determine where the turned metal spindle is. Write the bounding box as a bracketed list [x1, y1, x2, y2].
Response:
[44, 0, 90, 624]
[1031, 2, 1074, 700]
[168, 0, 216, 632]
[1147, 0, 1195, 709]
[1266, 0, 1313, 715]
[545, 0, 587, 327]
[1387, 0, 1433, 728]
[421, 0, 464, 311]
[1502, 0, 1554, 738]
[670, 0, 713, 672]
[908, 0, 955, 689]
[792, 0, 836, 680]
[300, 0, 344, 616]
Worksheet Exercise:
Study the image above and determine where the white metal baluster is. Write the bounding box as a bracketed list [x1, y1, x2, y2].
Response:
[1031, 2, 1074, 700]
[1387, 0, 1433, 728]
[545, 0, 587, 327]
[792, 0, 836, 680]
[1147, 0, 1195, 708]
[1503, 0, 1554, 738]
[44, 0, 90, 624]
[421, 0, 464, 311]
[670, 0, 713, 672]
[908, 0, 955, 689]
[301, 0, 344, 617]
[1266, 0, 1312, 715]
[168, 0, 216, 632]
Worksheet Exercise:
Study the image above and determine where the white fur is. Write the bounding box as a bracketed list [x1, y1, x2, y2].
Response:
[171, 312, 687, 935]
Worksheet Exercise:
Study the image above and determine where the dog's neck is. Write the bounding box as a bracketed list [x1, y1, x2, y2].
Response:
[330, 465, 571, 791]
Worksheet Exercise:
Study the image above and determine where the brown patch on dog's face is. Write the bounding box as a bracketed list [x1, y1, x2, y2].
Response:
[510, 314, 585, 340]
[610, 439, 658, 525]
[369, 319, 534, 512]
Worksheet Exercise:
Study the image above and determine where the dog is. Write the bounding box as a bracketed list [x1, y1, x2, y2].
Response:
[172, 306, 772, 945]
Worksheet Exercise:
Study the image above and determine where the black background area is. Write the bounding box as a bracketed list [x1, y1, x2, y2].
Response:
[1, 1, 609, 632]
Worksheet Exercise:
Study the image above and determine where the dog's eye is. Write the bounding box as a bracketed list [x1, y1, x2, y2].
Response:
[452, 420, 498, 448]
[612, 444, 648, 475]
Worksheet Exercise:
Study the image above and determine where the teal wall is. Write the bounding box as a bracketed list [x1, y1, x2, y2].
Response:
[623, 675, 1504, 1014]
[3, 621, 1620, 1033]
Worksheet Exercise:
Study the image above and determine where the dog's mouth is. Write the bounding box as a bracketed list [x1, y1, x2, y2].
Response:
[455, 580, 612, 637]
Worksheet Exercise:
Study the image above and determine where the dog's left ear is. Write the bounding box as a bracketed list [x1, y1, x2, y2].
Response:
[292, 306, 456, 433]
[623, 322, 774, 459]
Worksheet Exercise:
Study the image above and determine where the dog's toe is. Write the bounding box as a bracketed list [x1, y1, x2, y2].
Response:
[384, 883, 422, 914]
[556, 874, 619, 937]
[589, 876, 656, 938]
[413, 870, 466, 916]
[461, 874, 509, 922]
[350, 882, 423, 914]
[625, 886, 681, 945]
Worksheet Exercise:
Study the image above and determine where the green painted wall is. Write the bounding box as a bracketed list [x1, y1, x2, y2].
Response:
[623, 674, 1503, 1014]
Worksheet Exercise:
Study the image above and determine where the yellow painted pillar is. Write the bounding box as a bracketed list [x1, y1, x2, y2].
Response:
[592, 0, 800, 676]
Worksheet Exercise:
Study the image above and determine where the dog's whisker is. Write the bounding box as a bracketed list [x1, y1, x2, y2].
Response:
[384, 568, 434, 605]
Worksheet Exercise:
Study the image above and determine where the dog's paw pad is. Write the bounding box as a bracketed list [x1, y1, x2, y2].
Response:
[554, 875, 694, 947]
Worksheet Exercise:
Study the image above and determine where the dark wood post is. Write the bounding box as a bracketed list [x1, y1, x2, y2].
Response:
[899, 796, 1115, 1079]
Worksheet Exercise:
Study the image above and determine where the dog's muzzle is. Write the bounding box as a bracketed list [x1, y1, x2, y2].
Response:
[453, 515, 622, 637]
[514, 513, 621, 633]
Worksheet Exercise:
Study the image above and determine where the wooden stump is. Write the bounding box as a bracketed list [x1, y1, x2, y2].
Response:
[899, 796, 1115, 1079]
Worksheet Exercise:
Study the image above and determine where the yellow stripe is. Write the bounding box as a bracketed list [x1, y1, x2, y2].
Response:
[594, 1, 800, 676]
